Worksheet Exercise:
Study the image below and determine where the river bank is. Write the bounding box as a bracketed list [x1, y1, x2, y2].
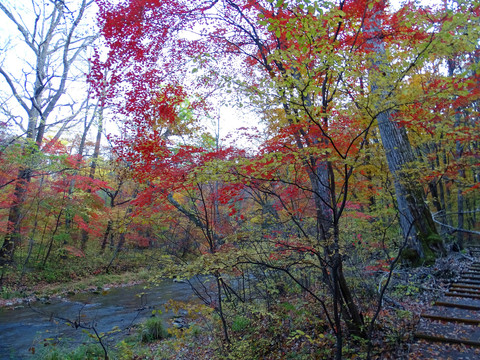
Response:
[0, 268, 152, 309]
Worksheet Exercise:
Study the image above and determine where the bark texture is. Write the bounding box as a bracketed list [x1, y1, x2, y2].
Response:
[364, 1, 443, 262]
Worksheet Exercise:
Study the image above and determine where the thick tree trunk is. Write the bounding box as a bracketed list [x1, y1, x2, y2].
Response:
[364, 1, 442, 263]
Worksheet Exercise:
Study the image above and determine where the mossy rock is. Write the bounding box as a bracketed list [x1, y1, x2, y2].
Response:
[423, 233, 446, 263]
[402, 231, 446, 266]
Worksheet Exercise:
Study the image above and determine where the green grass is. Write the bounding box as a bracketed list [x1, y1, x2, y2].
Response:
[34, 343, 104, 360]
[140, 316, 169, 343]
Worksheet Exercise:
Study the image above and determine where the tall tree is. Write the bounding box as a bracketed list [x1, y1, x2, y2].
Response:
[0, 0, 97, 263]
[362, 0, 443, 261]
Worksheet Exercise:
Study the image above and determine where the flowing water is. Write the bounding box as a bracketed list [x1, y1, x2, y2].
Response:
[0, 280, 195, 359]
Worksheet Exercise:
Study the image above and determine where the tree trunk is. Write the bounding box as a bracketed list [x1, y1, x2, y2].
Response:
[43, 209, 64, 267]
[0, 168, 30, 264]
[101, 220, 113, 253]
[364, 1, 443, 263]
[81, 104, 104, 251]
[448, 59, 466, 250]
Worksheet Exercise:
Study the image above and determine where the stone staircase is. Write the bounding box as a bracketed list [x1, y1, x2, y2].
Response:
[411, 249, 480, 358]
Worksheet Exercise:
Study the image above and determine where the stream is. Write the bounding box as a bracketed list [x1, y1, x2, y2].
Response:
[0, 280, 195, 359]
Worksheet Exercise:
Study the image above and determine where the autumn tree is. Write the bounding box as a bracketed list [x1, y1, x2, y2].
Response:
[95, 0, 479, 357]
[0, 0, 97, 263]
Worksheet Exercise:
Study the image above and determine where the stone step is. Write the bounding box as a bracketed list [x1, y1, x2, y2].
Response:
[453, 279, 480, 286]
[415, 320, 480, 347]
[409, 341, 480, 359]
[462, 271, 480, 276]
[460, 274, 480, 281]
[448, 287, 480, 295]
[421, 306, 480, 325]
[434, 298, 480, 311]
[451, 283, 480, 291]
[445, 292, 480, 300]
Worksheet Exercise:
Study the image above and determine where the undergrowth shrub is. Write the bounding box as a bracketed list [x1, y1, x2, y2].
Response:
[140, 316, 168, 343]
